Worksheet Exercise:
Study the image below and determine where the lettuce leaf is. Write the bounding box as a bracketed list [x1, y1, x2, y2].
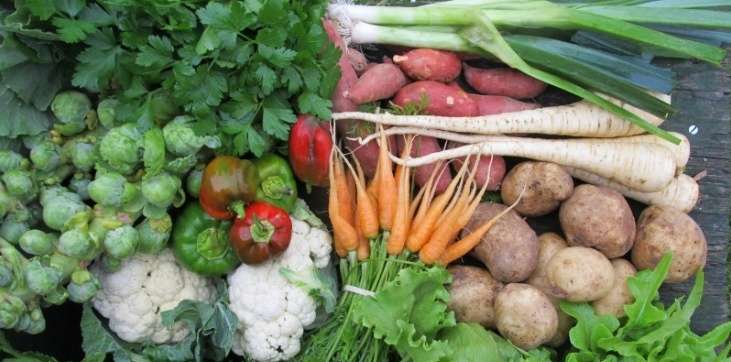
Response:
[438, 323, 554, 362]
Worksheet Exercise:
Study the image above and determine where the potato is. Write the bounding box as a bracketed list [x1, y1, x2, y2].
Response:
[548, 299, 573, 347]
[464, 202, 539, 282]
[447, 265, 503, 328]
[631, 206, 707, 283]
[559, 184, 635, 258]
[501, 162, 574, 217]
[546, 246, 615, 302]
[527, 233, 568, 294]
[495, 283, 558, 349]
[592, 259, 637, 317]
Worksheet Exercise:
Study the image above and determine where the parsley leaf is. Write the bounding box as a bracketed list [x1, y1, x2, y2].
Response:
[72, 28, 123, 92]
[52, 17, 96, 43]
[136, 35, 174, 67]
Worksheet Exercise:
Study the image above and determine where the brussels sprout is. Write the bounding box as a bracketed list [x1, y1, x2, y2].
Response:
[0, 264, 12, 288]
[51, 91, 92, 136]
[42, 193, 90, 231]
[149, 90, 179, 124]
[88, 173, 140, 208]
[136, 214, 172, 254]
[68, 270, 100, 303]
[15, 307, 45, 335]
[141, 172, 181, 208]
[166, 154, 198, 176]
[40, 186, 78, 206]
[19, 230, 56, 256]
[162, 116, 220, 156]
[143, 127, 166, 176]
[102, 255, 121, 272]
[103, 225, 139, 259]
[0, 291, 26, 329]
[58, 229, 96, 260]
[0, 150, 28, 173]
[97, 98, 118, 128]
[70, 142, 97, 171]
[0, 186, 13, 219]
[48, 252, 79, 279]
[2, 169, 37, 202]
[186, 166, 203, 198]
[69, 175, 91, 200]
[44, 286, 69, 305]
[99, 124, 142, 174]
[30, 141, 61, 172]
[24, 259, 63, 295]
[0, 216, 29, 244]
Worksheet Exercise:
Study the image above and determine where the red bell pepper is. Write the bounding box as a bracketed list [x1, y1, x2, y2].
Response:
[288, 115, 332, 187]
[199, 156, 259, 220]
[228, 201, 292, 264]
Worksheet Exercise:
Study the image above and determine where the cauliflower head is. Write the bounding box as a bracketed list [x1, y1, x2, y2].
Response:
[90, 249, 215, 344]
[228, 214, 332, 362]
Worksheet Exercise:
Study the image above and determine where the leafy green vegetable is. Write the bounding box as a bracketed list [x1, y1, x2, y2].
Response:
[562, 253, 731, 361]
[438, 323, 554, 362]
[0, 331, 58, 362]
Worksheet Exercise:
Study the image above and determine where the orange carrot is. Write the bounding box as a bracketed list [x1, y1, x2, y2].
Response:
[386, 136, 414, 255]
[405, 158, 470, 252]
[356, 218, 370, 261]
[346, 153, 380, 239]
[329, 152, 358, 256]
[438, 187, 523, 265]
[334, 156, 355, 226]
[376, 126, 397, 231]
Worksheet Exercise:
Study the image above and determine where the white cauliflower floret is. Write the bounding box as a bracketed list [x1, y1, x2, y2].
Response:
[90, 249, 215, 344]
[228, 216, 333, 362]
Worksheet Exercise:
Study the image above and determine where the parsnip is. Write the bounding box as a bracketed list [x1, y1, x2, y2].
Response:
[595, 132, 690, 170]
[392, 135, 677, 192]
[566, 168, 699, 213]
[334, 96, 669, 138]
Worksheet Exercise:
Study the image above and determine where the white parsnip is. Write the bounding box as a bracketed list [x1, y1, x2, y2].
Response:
[566, 168, 699, 213]
[354, 127, 491, 146]
[392, 135, 677, 192]
[334, 95, 670, 138]
[595, 132, 690, 169]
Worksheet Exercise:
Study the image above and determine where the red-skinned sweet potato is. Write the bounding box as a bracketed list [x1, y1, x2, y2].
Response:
[393, 81, 478, 117]
[342, 122, 398, 180]
[393, 49, 461, 82]
[347, 48, 368, 76]
[397, 135, 452, 194]
[449, 143, 506, 191]
[464, 64, 547, 99]
[323, 19, 359, 135]
[347, 63, 408, 105]
[469, 94, 540, 115]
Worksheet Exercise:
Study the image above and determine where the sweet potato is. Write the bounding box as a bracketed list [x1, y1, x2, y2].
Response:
[347, 48, 368, 76]
[449, 143, 506, 191]
[464, 64, 547, 99]
[393, 81, 479, 117]
[323, 19, 359, 135]
[346, 64, 407, 105]
[397, 135, 452, 194]
[393, 48, 462, 82]
[343, 122, 398, 180]
[470, 94, 540, 116]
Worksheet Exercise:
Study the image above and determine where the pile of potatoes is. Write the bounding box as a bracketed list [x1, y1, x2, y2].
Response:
[447, 161, 707, 349]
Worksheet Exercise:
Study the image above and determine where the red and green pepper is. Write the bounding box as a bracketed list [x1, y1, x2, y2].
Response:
[229, 201, 292, 264]
[254, 153, 298, 212]
[199, 156, 259, 220]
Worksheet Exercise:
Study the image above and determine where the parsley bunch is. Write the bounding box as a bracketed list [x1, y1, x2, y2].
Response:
[1, 0, 340, 156]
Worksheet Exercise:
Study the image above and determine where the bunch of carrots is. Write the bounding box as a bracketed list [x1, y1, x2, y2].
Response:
[328, 127, 519, 265]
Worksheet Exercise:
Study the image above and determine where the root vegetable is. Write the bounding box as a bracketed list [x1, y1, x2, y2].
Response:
[464, 202, 539, 283]
[393, 80, 478, 117]
[397, 136, 452, 194]
[450, 147, 505, 191]
[592, 259, 637, 318]
[393, 48, 462, 82]
[464, 64, 547, 99]
[495, 283, 558, 349]
[470, 94, 540, 116]
[631, 206, 707, 283]
[559, 184, 636, 258]
[501, 162, 574, 217]
[347, 48, 368, 75]
[567, 168, 699, 213]
[527, 233, 568, 294]
[548, 298, 573, 347]
[391, 135, 677, 192]
[596, 132, 690, 170]
[343, 122, 398, 179]
[447, 265, 503, 328]
[324, 19, 360, 136]
[332, 94, 669, 138]
[546, 246, 615, 302]
[346, 63, 407, 105]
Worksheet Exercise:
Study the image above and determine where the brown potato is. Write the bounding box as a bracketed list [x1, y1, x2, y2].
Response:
[465, 202, 539, 283]
[592, 259, 637, 317]
[547, 297, 573, 347]
[527, 233, 568, 294]
[495, 283, 558, 349]
[501, 162, 574, 217]
[631, 206, 707, 283]
[546, 246, 615, 302]
[447, 265, 503, 328]
[559, 184, 635, 258]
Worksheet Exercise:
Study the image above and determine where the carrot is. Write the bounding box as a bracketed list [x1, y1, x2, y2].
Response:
[355, 212, 370, 260]
[405, 157, 469, 252]
[329, 152, 358, 256]
[437, 188, 525, 265]
[409, 161, 447, 228]
[386, 136, 414, 255]
[346, 153, 380, 239]
[376, 126, 397, 231]
[334, 155, 355, 226]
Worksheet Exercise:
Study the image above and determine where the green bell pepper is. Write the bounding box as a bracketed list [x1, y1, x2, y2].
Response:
[172, 202, 239, 276]
[254, 153, 298, 212]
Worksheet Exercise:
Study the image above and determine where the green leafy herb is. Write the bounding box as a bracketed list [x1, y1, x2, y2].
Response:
[0, 331, 58, 362]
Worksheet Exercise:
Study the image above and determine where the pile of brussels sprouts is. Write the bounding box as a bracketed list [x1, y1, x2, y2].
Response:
[0, 90, 218, 334]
